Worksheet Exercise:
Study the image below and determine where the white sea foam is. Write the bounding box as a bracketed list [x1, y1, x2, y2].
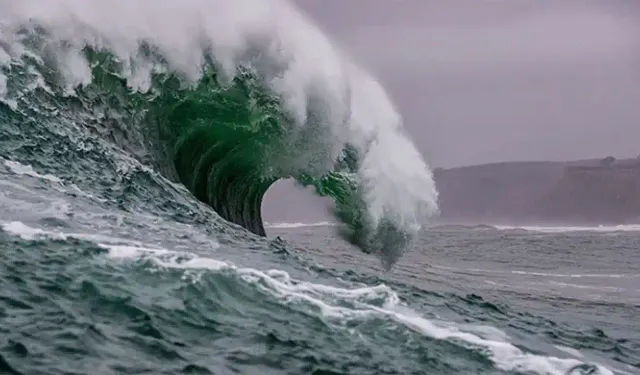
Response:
[0, 220, 616, 374]
[0, 0, 438, 238]
[431, 263, 638, 279]
[496, 224, 640, 233]
[2, 159, 63, 183]
[555, 345, 584, 358]
[0, 73, 7, 97]
[265, 221, 337, 229]
[1, 220, 151, 246]
[510, 270, 636, 279]
[102, 243, 614, 375]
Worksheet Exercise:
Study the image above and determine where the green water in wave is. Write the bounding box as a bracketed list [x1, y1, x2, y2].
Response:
[142, 62, 370, 245]
[2, 43, 382, 255]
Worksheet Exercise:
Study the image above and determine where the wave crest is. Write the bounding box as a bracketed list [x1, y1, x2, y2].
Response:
[0, 0, 438, 267]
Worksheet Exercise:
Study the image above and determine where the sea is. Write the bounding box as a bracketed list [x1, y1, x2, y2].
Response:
[1, 1, 639, 374]
[1, 160, 638, 375]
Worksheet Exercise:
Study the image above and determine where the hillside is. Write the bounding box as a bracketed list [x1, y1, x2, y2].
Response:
[433, 157, 640, 225]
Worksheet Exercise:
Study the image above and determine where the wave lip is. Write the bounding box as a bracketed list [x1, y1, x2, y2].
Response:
[0, 0, 438, 267]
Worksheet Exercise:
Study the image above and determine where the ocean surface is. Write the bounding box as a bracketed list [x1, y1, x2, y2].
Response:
[1, 158, 639, 375]
[1, 1, 639, 374]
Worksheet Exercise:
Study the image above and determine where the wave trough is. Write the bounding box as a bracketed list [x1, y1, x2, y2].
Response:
[0, 0, 438, 267]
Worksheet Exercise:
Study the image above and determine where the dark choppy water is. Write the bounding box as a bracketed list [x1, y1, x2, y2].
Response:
[1, 160, 639, 375]
[1, 2, 637, 373]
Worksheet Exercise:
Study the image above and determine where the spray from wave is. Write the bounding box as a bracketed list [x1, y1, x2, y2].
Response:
[0, 0, 438, 268]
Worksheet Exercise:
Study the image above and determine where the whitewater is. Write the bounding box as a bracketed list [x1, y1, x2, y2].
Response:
[0, 0, 438, 268]
[0, 1, 637, 374]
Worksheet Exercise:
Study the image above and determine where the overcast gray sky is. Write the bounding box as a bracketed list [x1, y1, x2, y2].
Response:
[296, 0, 640, 167]
[264, 0, 640, 222]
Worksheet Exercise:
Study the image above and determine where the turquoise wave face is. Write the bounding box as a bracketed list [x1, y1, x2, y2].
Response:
[0, 36, 412, 268]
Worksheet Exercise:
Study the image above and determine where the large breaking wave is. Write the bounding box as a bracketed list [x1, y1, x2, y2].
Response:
[0, 0, 438, 268]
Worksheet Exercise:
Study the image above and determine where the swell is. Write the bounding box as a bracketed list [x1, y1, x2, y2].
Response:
[0, 0, 438, 267]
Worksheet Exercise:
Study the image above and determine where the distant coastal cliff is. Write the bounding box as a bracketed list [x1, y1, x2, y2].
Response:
[433, 157, 640, 225]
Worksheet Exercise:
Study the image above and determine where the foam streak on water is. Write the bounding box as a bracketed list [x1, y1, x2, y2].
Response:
[265, 221, 337, 229]
[0, 221, 617, 375]
[0, 157, 635, 373]
[495, 225, 640, 233]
